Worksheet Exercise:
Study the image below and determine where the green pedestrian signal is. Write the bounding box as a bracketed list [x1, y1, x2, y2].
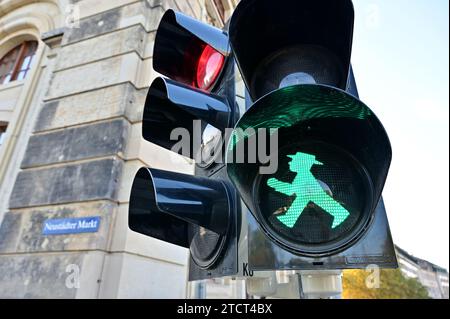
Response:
[267, 152, 350, 229]
[227, 84, 391, 255]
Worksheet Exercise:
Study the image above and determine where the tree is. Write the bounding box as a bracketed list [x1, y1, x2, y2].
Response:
[343, 268, 430, 299]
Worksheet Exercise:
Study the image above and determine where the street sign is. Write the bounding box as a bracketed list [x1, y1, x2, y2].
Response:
[42, 216, 100, 235]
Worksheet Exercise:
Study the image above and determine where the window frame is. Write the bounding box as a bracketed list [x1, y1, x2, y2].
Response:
[0, 41, 37, 85]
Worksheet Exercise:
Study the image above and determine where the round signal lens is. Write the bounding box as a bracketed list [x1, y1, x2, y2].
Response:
[196, 45, 224, 90]
[256, 142, 373, 255]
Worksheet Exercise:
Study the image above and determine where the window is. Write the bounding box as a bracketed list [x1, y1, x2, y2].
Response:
[0, 41, 37, 85]
[0, 124, 7, 146]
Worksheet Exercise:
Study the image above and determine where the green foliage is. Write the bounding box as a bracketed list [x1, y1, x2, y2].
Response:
[343, 268, 430, 299]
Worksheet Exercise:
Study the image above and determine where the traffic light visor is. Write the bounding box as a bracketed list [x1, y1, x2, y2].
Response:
[129, 167, 231, 246]
[229, 0, 354, 100]
[153, 9, 229, 89]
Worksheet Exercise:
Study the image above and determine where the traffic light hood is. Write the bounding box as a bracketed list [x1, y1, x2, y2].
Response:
[229, 0, 354, 100]
[153, 9, 230, 87]
[142, 77, 231, 159]
[129, 167, 232, 247]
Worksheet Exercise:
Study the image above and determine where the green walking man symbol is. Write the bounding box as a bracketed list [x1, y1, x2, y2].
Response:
[267, 152, 350, 229]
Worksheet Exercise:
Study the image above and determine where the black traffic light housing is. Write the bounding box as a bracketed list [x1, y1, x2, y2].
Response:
[226, 0, 397, 270]
[129, 9, 239, 280]
[243, 69, 397, 270]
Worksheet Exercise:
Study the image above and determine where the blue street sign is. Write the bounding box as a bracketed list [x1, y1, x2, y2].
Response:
[42, 216, 101, 235]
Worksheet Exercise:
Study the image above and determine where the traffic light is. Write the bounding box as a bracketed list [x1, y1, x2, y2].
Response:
[226, 0, 397, 269]
[129, 0, 397, 283]
[128, 9, 239, 280]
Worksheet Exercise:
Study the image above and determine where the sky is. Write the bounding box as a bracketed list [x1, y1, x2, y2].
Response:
[350, 0, 449, 270]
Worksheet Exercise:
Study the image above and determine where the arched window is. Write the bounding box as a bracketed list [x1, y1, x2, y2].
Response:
[0, 41, 38, 85]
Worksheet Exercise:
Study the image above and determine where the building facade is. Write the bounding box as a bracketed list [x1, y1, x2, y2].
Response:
[0, 0, 238, 298]
[396, 246, 449, 299]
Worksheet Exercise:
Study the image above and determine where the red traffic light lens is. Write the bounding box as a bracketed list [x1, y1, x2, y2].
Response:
[196, 45, 224, 90]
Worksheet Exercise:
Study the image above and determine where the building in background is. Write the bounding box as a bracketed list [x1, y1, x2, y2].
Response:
[0, 0, 238, 299]
[396, 246, 449, 299]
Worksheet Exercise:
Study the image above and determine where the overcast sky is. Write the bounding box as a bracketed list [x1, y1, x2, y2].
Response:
[351, 0, 449, 269]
